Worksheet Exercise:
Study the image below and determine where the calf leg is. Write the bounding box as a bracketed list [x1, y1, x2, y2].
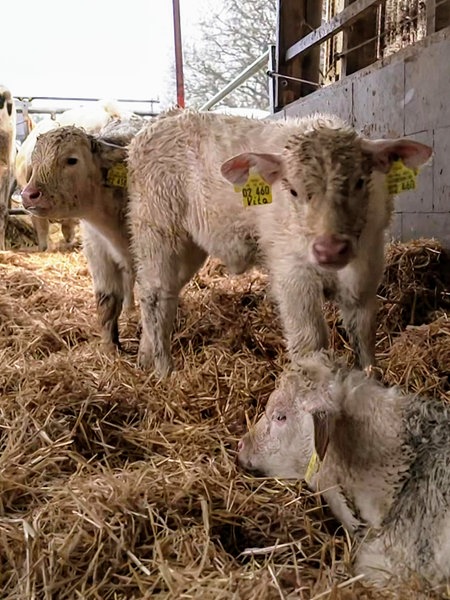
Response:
[271, 266, 328, 364]
[83, 227, 124, 348]
[61, 219, 77, 244]
[340, 296, 378, 368]
[31, 216, 50, 251]
[0, 177, 9, 251]
[121, 265, 135, 312]
[137, 238, 207, 377]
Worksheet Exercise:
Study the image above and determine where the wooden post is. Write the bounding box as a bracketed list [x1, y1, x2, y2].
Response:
[342, 0, 378, 75]
[276, 0, 322, 111]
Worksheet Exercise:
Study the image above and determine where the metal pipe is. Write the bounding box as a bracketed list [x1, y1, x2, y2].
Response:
[200, 49, 270, 111]
[14, 96, 159, 104]
[15, 107, 157, 117]
[172, 0, 185, 108]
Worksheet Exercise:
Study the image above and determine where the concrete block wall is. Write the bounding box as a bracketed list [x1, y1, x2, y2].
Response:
[274, 27, 450, 247]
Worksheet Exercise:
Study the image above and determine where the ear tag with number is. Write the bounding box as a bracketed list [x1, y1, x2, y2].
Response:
[385, 159, 418, 195]
[234, 172, 273, 207]
[107, 163, 128, 188]
[305, 450, 321, 485]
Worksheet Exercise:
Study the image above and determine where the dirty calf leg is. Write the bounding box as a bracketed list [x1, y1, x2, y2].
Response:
[272, 267, 329, 364]
[137, 239, 207, 377]
[0, 204, 6, 251]
[0, 178, 9, 251]
[83, 228, 125, 349]
[96, 289, 123, 348]
[340, 296, 378, 368]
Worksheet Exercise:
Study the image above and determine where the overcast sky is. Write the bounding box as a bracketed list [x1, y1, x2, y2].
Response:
[1, 0, 208, 108]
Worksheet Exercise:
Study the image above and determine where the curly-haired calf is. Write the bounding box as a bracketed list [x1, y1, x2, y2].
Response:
[127, 110, 432, 376]
[238, 353, 450, 589]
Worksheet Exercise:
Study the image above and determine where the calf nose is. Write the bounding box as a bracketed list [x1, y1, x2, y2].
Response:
[312, 235, 351, 267]
[21, 185, 42, 208]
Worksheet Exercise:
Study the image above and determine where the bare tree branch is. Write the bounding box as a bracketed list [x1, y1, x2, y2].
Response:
[184, 0, 276, 109]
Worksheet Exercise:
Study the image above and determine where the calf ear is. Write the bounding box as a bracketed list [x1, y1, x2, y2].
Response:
[221, 152, 283, 186]
[91, 137, 128, 166]
[361, 138, 432, 173]
[311, 411, 330, 461]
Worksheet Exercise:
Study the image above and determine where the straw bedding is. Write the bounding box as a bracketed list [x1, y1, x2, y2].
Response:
[0, 238, 448, 600]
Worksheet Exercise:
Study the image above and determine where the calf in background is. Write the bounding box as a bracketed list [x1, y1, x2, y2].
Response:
[21, 117, 145, 349]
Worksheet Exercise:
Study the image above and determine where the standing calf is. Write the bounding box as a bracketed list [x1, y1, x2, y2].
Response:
[21, 117, 144, 348]
[15, 100, 132, 251]
[127, 110, 431, 377]
[238, 353, 450, 589]
[0, 85, 16, 250]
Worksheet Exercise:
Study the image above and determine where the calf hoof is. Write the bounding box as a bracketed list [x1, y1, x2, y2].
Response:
[137, 349, 173, 379]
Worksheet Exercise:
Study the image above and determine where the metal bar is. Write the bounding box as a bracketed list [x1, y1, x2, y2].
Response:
[14, 96, 159, 104]
[285, 0, 383, 62]
[268, 44, 277, 114]
[268, 71, 322, 87]
[172, 0, 185, 108]
[15, 106, 157, 117]
[200, 49, 270, 111]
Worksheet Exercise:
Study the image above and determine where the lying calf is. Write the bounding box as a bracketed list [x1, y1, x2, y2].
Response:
[238, 353, 450, 589]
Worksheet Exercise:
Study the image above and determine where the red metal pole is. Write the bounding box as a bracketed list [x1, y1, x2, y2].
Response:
[172, 0, 185, 108]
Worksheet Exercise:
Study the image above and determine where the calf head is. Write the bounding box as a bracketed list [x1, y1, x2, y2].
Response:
[238, 373, 316, 478]
[21, 126, 127, 219]
[238, 352, 341, 479]
[221, 120, 432, 270]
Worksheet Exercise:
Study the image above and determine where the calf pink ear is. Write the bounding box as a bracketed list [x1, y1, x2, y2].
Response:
[221, 152, 283, 186]
[361, 138, 432, 172]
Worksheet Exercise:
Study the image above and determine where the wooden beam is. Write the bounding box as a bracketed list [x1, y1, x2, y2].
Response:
[285, 0, 383, 62]
[427, 0, 436, 34]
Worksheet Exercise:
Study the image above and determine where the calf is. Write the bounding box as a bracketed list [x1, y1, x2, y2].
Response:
[15, 100, 133, 251]
[0, 85, 16, 250]
[238, 353, 450, 589]
[21, 117, 145, 349]
[127, 110, 432, 377]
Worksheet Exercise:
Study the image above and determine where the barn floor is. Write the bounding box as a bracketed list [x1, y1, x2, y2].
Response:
[0, 239, 449, 600]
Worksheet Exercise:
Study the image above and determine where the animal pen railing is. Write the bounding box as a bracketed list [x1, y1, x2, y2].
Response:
[14, 96, 159, 141]
[275, 0, 450, 111]
[199, 0, 450, 113]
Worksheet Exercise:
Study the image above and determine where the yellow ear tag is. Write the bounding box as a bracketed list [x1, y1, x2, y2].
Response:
[234, 172, 272, 207]
[107, 163, 128, 188]
[305, 450, 320, 485]
[385, 159, 418, 195]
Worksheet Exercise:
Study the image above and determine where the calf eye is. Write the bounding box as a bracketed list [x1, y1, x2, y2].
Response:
[290, 189, 298, 197]
[276, 414, 286, 422]
[66, 157, 78, 166]
[355, 177, 365, 190]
